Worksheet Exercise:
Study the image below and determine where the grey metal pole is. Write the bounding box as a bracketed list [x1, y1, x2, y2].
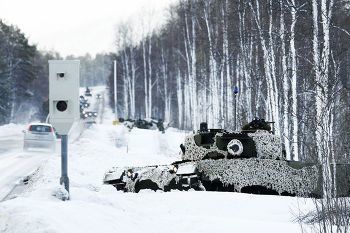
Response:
[234, 94, 237, 131]
[113, 60, 117, 120]
[233, 86, 239, 131]
[60, 135, 69, 199]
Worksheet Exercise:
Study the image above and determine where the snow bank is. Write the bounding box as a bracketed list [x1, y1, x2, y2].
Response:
[124, 127, 184, 166]
[0, 123, 26, 138]
[0, 190, 313, 233]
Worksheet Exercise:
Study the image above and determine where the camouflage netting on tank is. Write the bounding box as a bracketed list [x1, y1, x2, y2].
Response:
[248, 131, 283, 159]
[183, 135, 226, 160]
[123, 166, 177, 192]
[197, 159, 319, 196]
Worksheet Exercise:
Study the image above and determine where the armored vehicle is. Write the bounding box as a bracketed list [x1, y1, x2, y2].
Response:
[104, 119, 350, 197]
[119, 118, 165, 133]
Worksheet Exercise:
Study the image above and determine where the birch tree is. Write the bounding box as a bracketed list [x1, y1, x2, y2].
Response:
[313, 0, 335, 197]
[161, 47, 171, 123]
[289, 0, 299, 160]
[280, 0, 291, 159]
[183, 0, 198, 129]
[203, 0, 220, 128]
[147, 36, 153, 118]
[223, 0, 233, 127]
[176, 68, 184, 128]
[249, 0, 278, 129]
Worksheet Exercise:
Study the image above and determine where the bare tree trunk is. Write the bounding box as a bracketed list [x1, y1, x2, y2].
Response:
[161, 47, 170, 123]
[314, 0, 335, 198]
[290, 0, 299, 161]
[142, 40, 149, 118]
[224, 0, 232, 126]
[130, 47, 136, 119]
[184, 73, 191, 129]
[204, 0, 220, 128]
[184, 12, 192, 128]
[9, 58, 15, 122]
[147, 36, 152, 118]
[190, 11, 198, 130]
[250, 0, 273, 123]
[246, 37, 253, 121]
[121, 52, 129, 118]
[239, 1, 253, 124]
[176, 68, 183, 129]
[124, 49, 132, 118]
[280, 0, 291, 159]
[219, 0, 226, 128]
[268, 0, 280, 136]
[254, 43, 262, 115]
[184, 4, 198, 130]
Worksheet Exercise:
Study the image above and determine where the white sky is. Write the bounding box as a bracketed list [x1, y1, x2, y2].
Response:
[0, 0, 177, 56]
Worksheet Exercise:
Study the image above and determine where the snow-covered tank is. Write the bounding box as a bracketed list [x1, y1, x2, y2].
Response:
[119, 118, 165, 132]
[104, 119, 350, 197]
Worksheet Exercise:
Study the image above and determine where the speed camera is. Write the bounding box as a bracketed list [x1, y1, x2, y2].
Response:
[49, 60, 80, 135]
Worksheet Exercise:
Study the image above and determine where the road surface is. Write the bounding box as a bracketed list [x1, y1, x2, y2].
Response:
[0, 131, 54, 201]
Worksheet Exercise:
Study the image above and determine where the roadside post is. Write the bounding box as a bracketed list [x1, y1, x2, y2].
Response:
[113, 59, 118, 125]
[49, 60, 80, 200]
[233, 86, 239, 131]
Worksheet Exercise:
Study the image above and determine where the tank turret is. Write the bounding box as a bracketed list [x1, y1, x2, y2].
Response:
[182, 119, 283, 161]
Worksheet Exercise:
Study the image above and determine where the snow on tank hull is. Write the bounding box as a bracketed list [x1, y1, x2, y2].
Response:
[104, 159, 322, 196]
[103, 127, 350, 197]
[104, 162, 200, 193]
[197, 158, 319, 196]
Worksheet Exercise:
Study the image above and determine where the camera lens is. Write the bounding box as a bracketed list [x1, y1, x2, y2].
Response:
[58, 73, 65, 78]
[56, 101, 68, 112]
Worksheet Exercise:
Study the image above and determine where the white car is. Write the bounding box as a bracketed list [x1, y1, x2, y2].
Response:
[23, 123, 57, 152]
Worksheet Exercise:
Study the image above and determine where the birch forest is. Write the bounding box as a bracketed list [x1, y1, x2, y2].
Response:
[109, 0, 350, 162]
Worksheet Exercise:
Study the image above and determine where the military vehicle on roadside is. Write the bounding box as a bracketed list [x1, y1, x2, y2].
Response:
[104, 119, 350, 197]
[119, 118, 165, 133]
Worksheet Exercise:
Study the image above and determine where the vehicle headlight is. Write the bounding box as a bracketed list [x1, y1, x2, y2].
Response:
[84, 114, 88, 118]
[94, 113, 97, 116]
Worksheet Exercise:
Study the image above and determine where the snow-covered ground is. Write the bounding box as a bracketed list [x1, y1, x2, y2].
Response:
[0, 124, 27, 154]
[0, 89, 314, 233]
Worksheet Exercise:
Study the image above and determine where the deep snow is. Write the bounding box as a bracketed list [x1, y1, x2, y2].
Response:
[0, 90, 314, 233]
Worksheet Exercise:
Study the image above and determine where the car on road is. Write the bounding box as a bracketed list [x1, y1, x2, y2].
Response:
[23, 123, 57, 152]
[81, 111, 98, 119]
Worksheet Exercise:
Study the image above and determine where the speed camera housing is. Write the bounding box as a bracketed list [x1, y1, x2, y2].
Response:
[49, 60, 80, 135]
